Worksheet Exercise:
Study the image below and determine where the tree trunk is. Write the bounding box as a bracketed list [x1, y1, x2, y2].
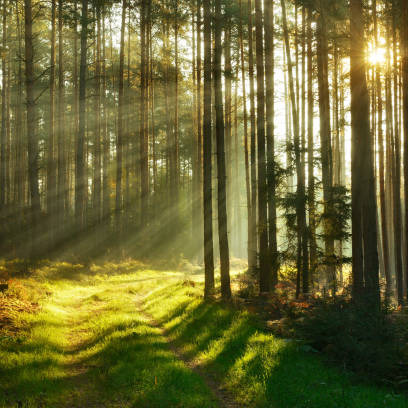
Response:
[1, 0, 7, 209]
[93, 4, 102, 224]
[203, 0, 214, 297]
[307, 6, 316, 288]
[25, 0, 41, 257]
[195, 0, 203, 258]
[57, 0, 66, 237]
[255, 0, 269, 293]
[116, 0, 126, 235]
[140, 0, 149, 230]
[350, 0, 380, 303]
[300, 6, 309, 295]
[214, 0, 231, 300]
[391, 1, 403, 305]
[102, 13, 110, 224]
[76, 0, 89, 232]
[281, 0, 302, 295]
[224, 16, 232, 245]
[264, 0, 278, 288]
[239, 0, 252, 268]
[316, 0, 335, 293]
[402, 0, 408, 302]
[248, 0, 257, 272]
[47, 0, 56, 246]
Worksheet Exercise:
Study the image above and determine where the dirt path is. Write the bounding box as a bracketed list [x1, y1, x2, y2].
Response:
[2, 273, 236, 408]
[136, 296, 240, 408]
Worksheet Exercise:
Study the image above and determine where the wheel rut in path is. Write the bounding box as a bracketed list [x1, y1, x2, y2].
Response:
[135, 297, 241, 408]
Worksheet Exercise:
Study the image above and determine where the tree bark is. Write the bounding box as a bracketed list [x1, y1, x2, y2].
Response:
[57, 0, 66, 235]
[402, 0, 408, 302]
[248, 0, 258, 272]
[1, 0, 7, 209]
[116, 0, 126, 234]
[203, 0, 214, 297]
[214, 0, 231, 299]
[239, 0, 252, 268]
[350, 0, 380, 303]
[255, 0, 269, 292]
[316, 0, 335, 293]
[47, 0, 56, 245]
[76, 0, 89, 232]
[264, 0, 278, 288]
[24, 0, 41, 257]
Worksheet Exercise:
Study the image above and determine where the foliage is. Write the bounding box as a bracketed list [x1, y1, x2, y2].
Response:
[294, 295, 404, 383]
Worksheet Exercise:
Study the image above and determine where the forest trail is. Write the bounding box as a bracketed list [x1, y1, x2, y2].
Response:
[136, 296, 240, 408]
[0, 271, 221, 408]
[2, 268, 408, 408]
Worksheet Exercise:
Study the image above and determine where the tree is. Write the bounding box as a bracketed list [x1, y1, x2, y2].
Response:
[402, 0, 408, 302]
[1, 0, 7, 209]
[264, 0, 278, 289]
[255, 0, 269, 293]
[47, 0, 56, 245]
[76, 0, 89, 232]
[57, 0, 66, 236]
[203, 0, 214, 298]
[116, 0, 126, 234]
[214, 0, 231, 300]
[316, 0, 335, 293]
[24, 0, 41, 257]
[350, 0, 379, 303]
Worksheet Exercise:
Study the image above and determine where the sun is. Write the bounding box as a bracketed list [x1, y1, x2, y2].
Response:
[368, 44, 386, 65]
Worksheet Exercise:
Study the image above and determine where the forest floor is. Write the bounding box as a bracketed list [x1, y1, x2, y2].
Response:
[1, 263, 408, 407]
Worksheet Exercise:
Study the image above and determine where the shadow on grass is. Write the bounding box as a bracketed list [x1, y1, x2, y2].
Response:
[0, 304, 218, 408]
[144, 284, 408, 408]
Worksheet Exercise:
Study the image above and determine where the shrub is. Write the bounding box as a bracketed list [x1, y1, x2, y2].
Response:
[295, 295, 401, 381]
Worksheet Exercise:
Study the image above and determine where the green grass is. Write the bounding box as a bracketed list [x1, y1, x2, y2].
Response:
[144, 278, 408, 408]
[0, 270, 217, 408]
[1, 266, 407, 407]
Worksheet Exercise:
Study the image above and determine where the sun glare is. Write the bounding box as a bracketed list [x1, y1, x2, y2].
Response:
[368, 46, 386, 65]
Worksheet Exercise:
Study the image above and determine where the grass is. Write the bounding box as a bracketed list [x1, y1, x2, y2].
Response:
[1, 264, 407, 407]
[0, 269, 217, 408]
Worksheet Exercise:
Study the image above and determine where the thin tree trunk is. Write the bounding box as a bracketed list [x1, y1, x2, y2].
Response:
[1, 0, 7, 209]
[265, 0, 278, 288]
[195, 0, 203, 260]
[402, 0, 408, 302]
[281, 0, 302, 294]
[140, 0, 149, 229]
[391, 0, 403, 305]
[47, 0, 56, 245]
[248, 0, 257, 272]
[57, 0, 66, 236]
[307, 6, 316, 288]
[316, 0, 335, 293]
[300, 6, 309, 295]
[225, 17, 232, 242]
[214, 0, 231, 300]
[93, 4, 102, 224]
[76, 0, 89, 232]
[203, 0, 214, 297]
[373, 0, 390, 293]
[255, 0, 269, 293]
[102, 12, 110, 224]
[25, 0, 41, 257]
[116, 0, 126, 235]
[239, 0, 252, 267]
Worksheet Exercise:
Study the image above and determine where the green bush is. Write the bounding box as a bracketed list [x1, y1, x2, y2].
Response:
[295, 295, 401, 381]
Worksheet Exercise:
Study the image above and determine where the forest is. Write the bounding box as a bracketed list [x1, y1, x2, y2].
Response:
[1, 0, 408, 406]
